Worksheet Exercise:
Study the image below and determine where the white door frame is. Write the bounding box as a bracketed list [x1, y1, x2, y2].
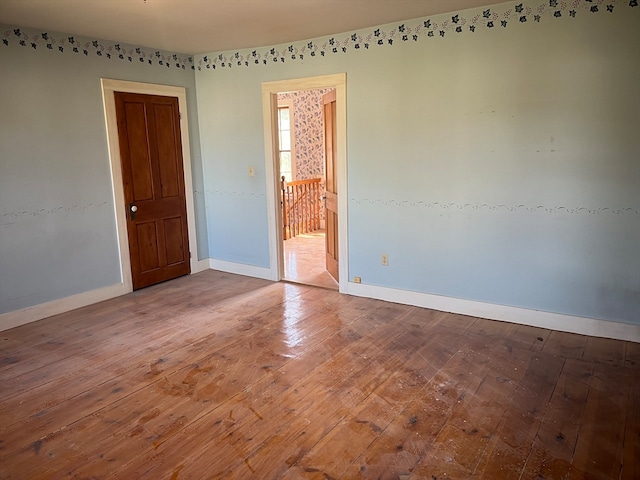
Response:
[101, 78, 202, 293]
[261, 73, 348, 292]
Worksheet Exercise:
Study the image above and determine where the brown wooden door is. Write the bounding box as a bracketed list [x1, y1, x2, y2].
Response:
[323, 90, 339, 282]
[115, 92, 190, 290]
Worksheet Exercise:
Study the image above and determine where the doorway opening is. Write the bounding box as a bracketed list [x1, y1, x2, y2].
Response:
[262, 74, 347, 292]
[277, 89, 336, 290]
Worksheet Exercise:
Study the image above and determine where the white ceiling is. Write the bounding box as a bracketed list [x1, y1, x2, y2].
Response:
[0, 0, 511, 55]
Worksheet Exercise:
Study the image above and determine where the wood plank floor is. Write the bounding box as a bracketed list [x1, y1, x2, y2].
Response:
[0, 270, 637, 479]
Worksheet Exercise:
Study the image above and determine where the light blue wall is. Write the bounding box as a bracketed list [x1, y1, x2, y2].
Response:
[195, 0, 639, 324]
[195, 72, 270, 266]
[0, 26, 207, 314]
[2, 1, 638, 325]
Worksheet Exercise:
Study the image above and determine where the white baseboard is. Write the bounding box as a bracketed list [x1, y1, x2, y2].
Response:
[346, 282, 640, 342]
[1, 260, 210, 332]
[209, 258, 276, 281]
[4, 267, 636, 343]
[0, 283, 128, 332]
[192, 258, 211, 274]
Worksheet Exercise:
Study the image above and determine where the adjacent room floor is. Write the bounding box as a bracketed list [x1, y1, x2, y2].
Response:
[0, 270, 637, 479]
[283, 230, 338, 290]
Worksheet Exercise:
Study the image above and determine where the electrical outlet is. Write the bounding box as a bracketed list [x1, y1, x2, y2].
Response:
[381, 253, 389, 266]
[353, 276, 362, 283]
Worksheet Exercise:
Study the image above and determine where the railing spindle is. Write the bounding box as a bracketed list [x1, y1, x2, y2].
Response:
[282, 177, 322, 240]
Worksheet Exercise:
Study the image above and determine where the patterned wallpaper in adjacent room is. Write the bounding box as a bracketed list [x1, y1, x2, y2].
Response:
[278, 89, 333, 181]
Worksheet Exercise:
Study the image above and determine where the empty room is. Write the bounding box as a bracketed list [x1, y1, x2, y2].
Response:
[0, 0, 638, 478]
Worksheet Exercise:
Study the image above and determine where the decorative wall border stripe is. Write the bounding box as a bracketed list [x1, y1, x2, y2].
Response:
[201, 190, 267, 199]
[1, 25, 193, 71]
[1, 201, 110, 222]
[195, 0, 637, 71]
[350, 199, 639, 216]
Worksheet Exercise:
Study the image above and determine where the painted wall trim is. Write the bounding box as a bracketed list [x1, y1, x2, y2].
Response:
[346, 282, 640, 342]
[3, 264, 635, 341]
[0, 283, 127, 332]
[101, 78, 200, 292]
[209, 259, 275, 281]
[193, 259, 210, 273]
[1, 258, 206, 332]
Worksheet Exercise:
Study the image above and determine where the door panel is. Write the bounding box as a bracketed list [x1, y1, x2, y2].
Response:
[124, 102, 154, 201]
[136, 222, 160, 272]
[164, 217, 187, 265]
[323, 90, 339, 282]
[155, 103, 181, 198]
[115, 92, 190, 290]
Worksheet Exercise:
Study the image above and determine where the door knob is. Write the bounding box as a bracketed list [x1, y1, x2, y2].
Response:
[129, 203, 138, 220]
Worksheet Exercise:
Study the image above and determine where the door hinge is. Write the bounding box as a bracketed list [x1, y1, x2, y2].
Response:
[189, 251, 192, 259]
[179, 112, 182, 120]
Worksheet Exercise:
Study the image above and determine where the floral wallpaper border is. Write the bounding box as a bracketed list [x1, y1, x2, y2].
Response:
[195, 0, 637, 71]
[1, 26, 193, 71]
[2, 0, 640, 71]
[1, 1, 636, 72]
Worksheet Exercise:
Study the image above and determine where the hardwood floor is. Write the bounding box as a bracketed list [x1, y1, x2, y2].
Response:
[283, 230, 338, 290]
[0, 270, 637, 479]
